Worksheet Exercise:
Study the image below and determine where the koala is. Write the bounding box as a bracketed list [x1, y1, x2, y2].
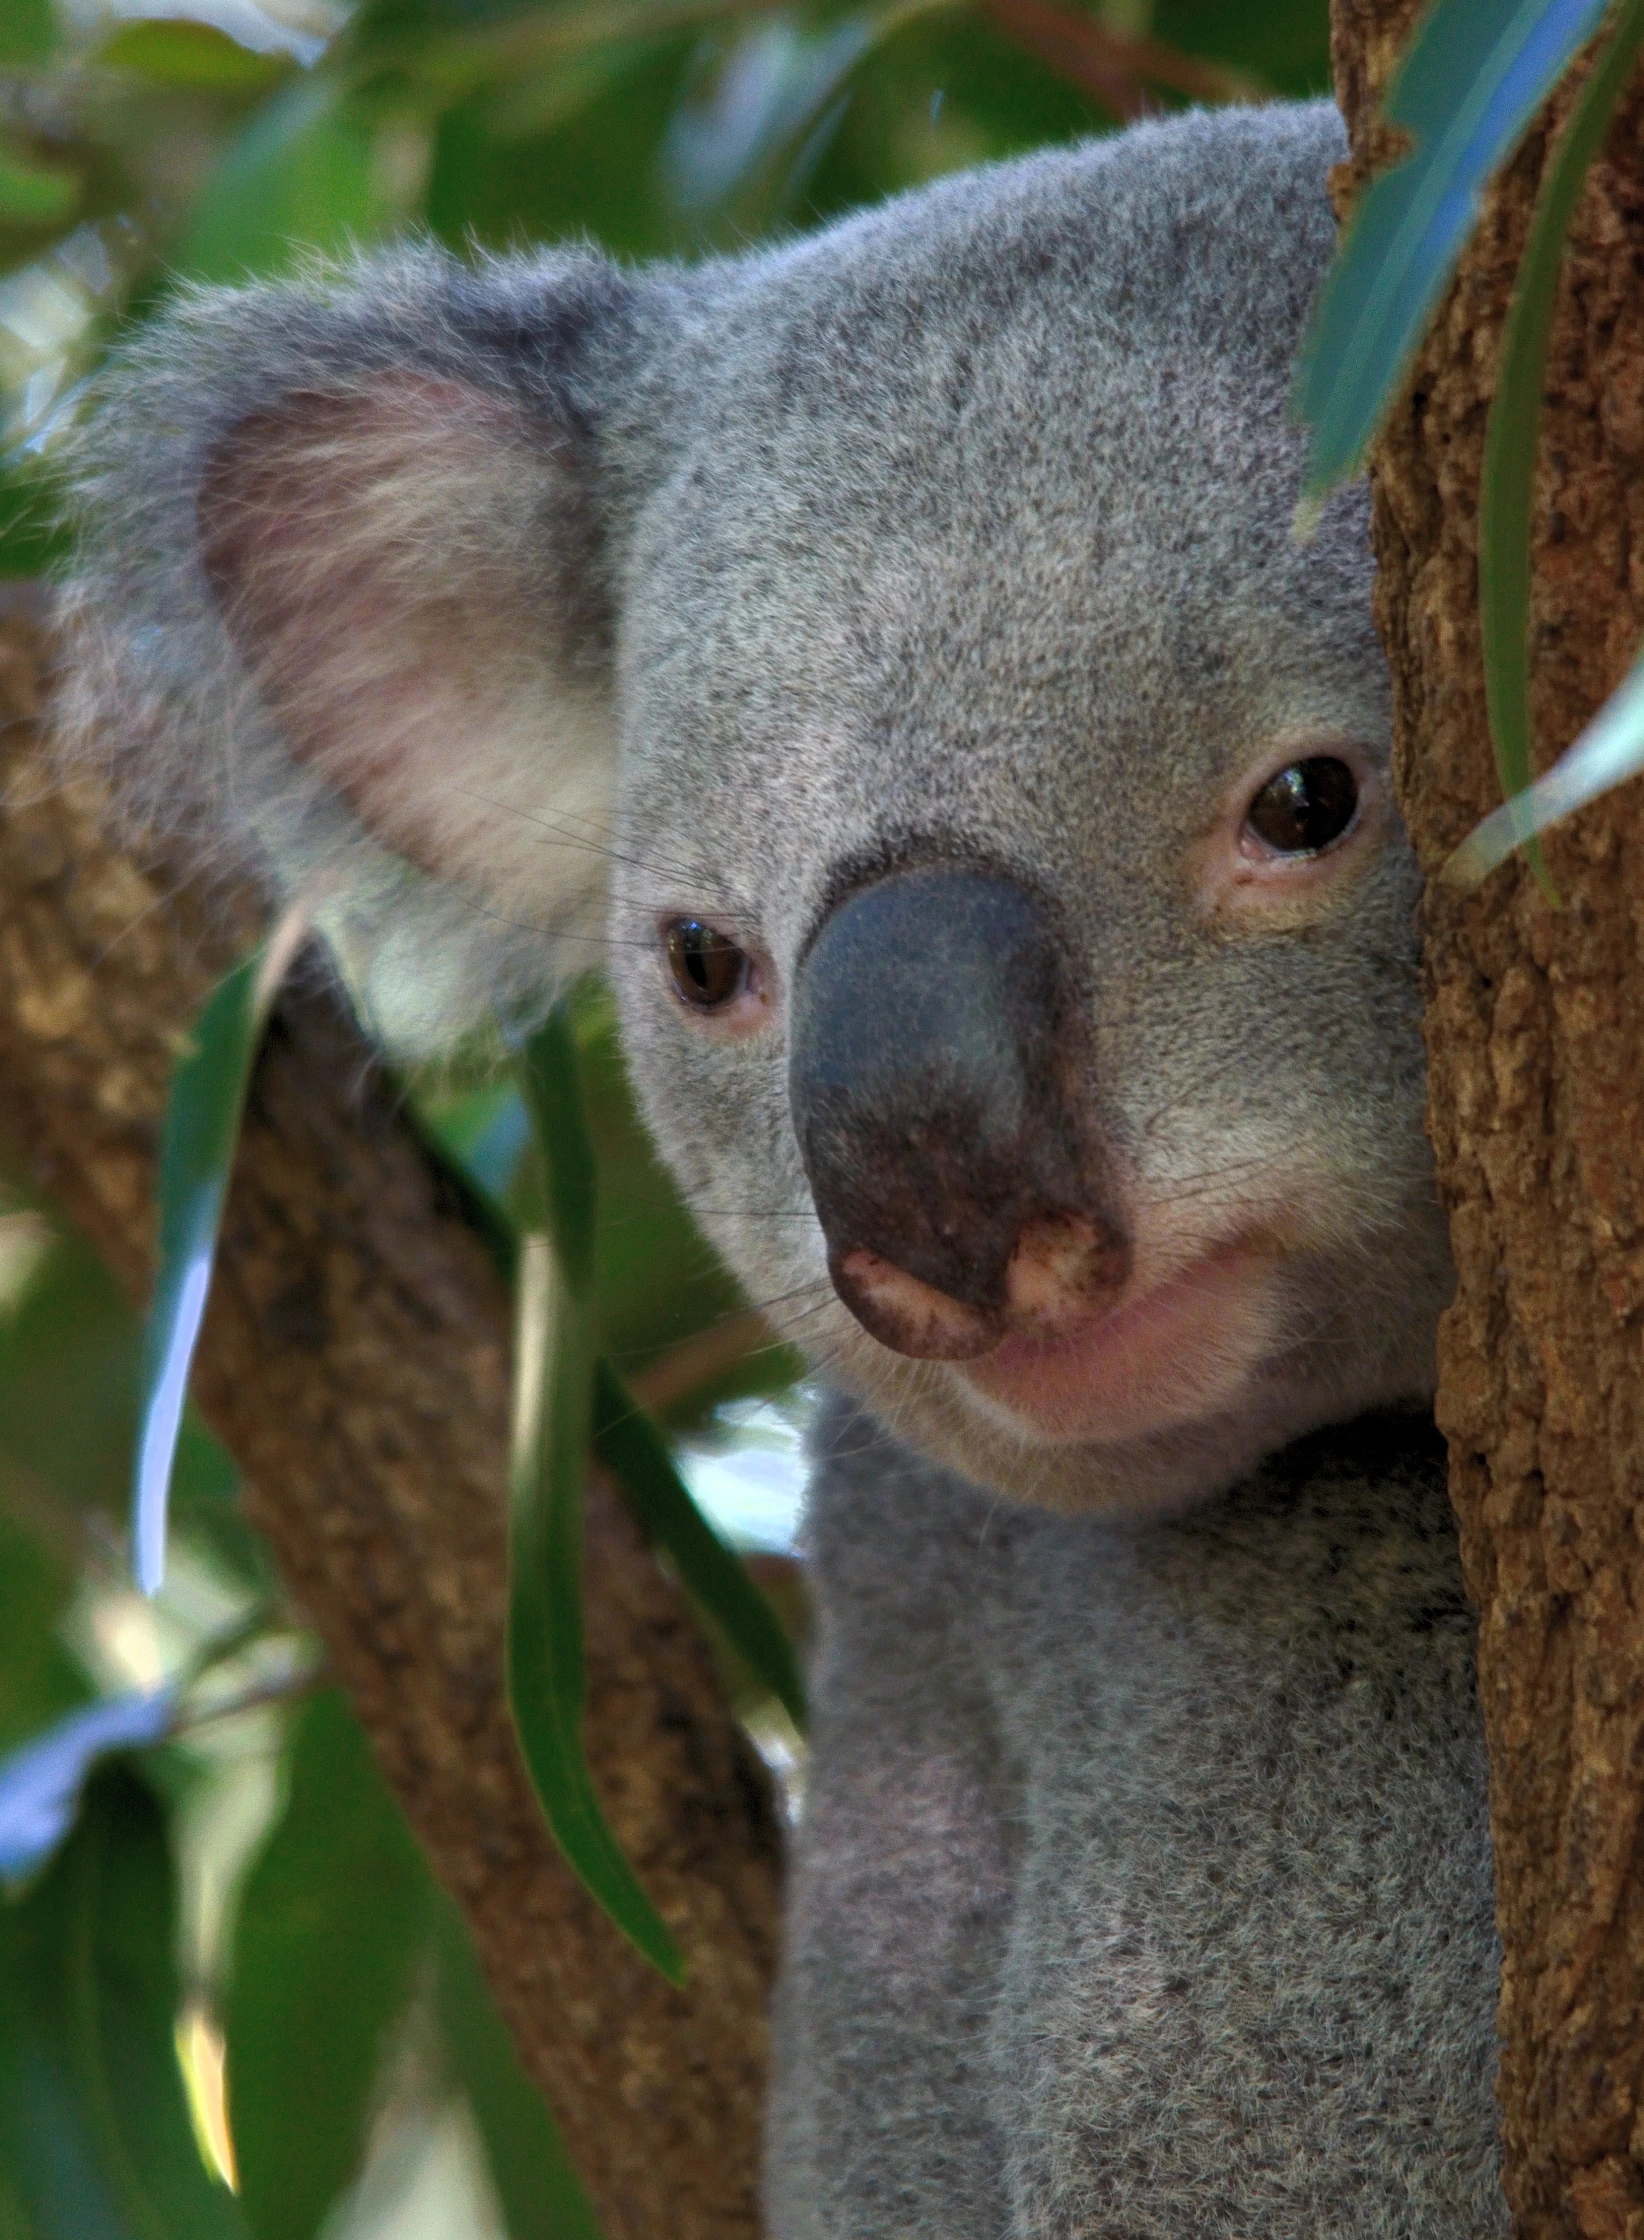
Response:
[63, 95, 1504, 2237]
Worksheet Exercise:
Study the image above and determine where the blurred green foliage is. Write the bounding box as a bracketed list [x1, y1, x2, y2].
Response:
[0, 0, 1335, 2232]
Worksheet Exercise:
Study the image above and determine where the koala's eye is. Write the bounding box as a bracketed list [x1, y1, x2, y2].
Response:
[1244, 757, 1359, 855]
[665, 918, 750, 1009]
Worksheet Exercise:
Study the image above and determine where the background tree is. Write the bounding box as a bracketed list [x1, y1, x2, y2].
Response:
[1330, 3, 1644, 2232]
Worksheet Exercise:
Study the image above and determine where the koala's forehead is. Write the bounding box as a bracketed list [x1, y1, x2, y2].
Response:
[616, 102, 1378, 908]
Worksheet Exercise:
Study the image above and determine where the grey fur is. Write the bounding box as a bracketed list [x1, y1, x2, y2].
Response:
[62, 95, 1503, 2234]
[776, 1401, 1501, 2238]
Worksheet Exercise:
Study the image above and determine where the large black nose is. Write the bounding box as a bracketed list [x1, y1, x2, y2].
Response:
[789, 867, 1126, 1359]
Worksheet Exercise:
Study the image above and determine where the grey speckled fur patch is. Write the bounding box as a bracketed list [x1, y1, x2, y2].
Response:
[771, 1402, 1503, 2237]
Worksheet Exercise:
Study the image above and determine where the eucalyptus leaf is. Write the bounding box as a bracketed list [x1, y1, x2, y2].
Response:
[0, 0, 54, 67]
[431, 1890, 602, 2240]
[0, 1767, 250, 2240]
[0, 139, 78, 230]
[0, 1509, 85, 1763]
[95, 21, 294, 94]
[0, 1692, 174, 1884]
[224, 1690, 427, 2240]
[0, 458, 71, 577]
[132, 922, 305, 1597]
[509, 1010, 684, 1985]
[593, 1361, 805, 1730]
[176, 78, 422, 285]
[1475, 0, 1644, 888]
[1296, 0, 1612, 499]
[1443, 651, 1644, 890]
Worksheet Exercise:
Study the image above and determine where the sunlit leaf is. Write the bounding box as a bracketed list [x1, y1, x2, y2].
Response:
[0, 456, 71, 576]
[0, 138, 78, 229]
[0, 1692, 174, 1884]
[662, 15, 874, 217]
[1474, 0, 1644, 892]
[225, 1690, 427, 2240]
[509, 1009, 684, 1985]
[593, 1362, 805, 1730]
[132, 919, 306, 1597]
[0, 0, 54, 69]
[431, 1890, 602, 2240]
[95, 21, 294, 95]
[0, 1508, 85, 1762]
[175, 78, 426, 285]
[0, 1767, 250, 2239]
[1297, 0, 1612, 499]
[1443, 650, 1644, 890]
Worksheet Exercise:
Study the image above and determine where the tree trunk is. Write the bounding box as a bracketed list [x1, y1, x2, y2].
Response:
[1331, 11, 1644, 2234]
[0, 603, 780, 2240]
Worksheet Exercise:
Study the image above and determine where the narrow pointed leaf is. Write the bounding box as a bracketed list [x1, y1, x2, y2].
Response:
[1477, 0, 1644, 887]
[133, 920, 304, 1596]
[224, 1690, 427, 2240]
[1297, 0, 1612, 498]
[0, 1767, 250, 2240]
[431, 1891, 602, 2240]
[593, 1361, 806, 1731]
[508, 1011, 684, 1984]
[1443, 651, 1644, 889]
[0, 1693, 174, 1884]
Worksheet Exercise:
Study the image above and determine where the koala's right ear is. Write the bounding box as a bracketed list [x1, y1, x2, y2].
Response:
[61, 246, 673, 1051]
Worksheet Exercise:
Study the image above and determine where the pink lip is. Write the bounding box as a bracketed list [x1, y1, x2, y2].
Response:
[960, 1248, 1276, 1444]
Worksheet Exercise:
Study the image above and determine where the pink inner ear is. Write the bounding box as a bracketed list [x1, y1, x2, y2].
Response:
[199, 376, 611, 897]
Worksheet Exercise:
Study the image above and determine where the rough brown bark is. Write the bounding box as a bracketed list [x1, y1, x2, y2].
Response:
[1331, 11, 1644, 2235]
[0, 606, 780, 2240]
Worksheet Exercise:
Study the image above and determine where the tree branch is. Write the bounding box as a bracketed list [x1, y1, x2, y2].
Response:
[1332, 12, 1644, 2232]
[0, 605, 780, 2240]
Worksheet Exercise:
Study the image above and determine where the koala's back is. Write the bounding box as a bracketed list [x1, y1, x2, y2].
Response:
[769, 1405, 1504, 2238]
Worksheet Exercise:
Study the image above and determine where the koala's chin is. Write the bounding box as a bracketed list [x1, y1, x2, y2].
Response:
[802, 1209, 1455, 1521]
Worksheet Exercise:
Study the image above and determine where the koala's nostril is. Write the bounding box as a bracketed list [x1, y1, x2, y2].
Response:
[833, 1216, 1131, 1362]
[833, 1249, 1000, 1361]
[1007, 1214, 1129, 1325]
[789, 864, 1127, 1352]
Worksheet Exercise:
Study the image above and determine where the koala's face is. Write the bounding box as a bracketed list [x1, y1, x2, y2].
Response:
[602, 110, 1449, 1513]
[71, 98, 1452, 1517]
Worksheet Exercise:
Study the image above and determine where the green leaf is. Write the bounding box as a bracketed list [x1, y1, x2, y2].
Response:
[1473, 0, 1644, 891]
[0, 0, 55, 68]
[431, 1892, 602, 2240]
[175, 77, 425, 285]
[0, 1766, 250, 2239]
[95, 21, 293, 95]
[514, 1008, 599, 1292]
[0, 456, 72, 577]
[132, 918, 311, 1596]
[0, 1692, 175, 1884]
[1296, 0, 1612, 498]
[224, 1690, 427, 2240]
[0, 136, 78, 229]
[132, 949, 272, 1596]
[593, 1361, 805, 1731]
[1443, 649, 1644, 890]
[508, 1008, 684, 1985]
[0, 1507, 85, 1761]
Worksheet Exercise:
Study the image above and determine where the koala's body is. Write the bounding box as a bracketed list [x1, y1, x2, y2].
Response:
[66, 95, 1505, 2234]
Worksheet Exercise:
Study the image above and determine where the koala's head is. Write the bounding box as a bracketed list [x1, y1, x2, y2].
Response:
[66, 96, 1451, 1517]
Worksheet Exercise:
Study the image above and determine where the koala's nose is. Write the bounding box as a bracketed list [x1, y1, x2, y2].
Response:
[788, 867, 1128, 1360]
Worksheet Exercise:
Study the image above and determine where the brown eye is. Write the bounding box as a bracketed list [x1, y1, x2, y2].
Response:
[1245, 757, 1359, 855]
[665, 918, 750, 1009]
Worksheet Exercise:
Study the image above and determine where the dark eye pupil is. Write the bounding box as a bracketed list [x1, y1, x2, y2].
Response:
[1246, 757, 1359, 854]
[665, 918, 749, 1008]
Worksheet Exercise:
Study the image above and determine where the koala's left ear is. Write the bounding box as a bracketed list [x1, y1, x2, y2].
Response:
[63, 247, 674, 1048]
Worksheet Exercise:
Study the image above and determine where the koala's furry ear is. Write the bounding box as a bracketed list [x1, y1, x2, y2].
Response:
[60, 246, 672, 1053]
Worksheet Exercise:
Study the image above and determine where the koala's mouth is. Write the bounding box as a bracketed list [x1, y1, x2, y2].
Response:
[954, 1246, 1280, 1447]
